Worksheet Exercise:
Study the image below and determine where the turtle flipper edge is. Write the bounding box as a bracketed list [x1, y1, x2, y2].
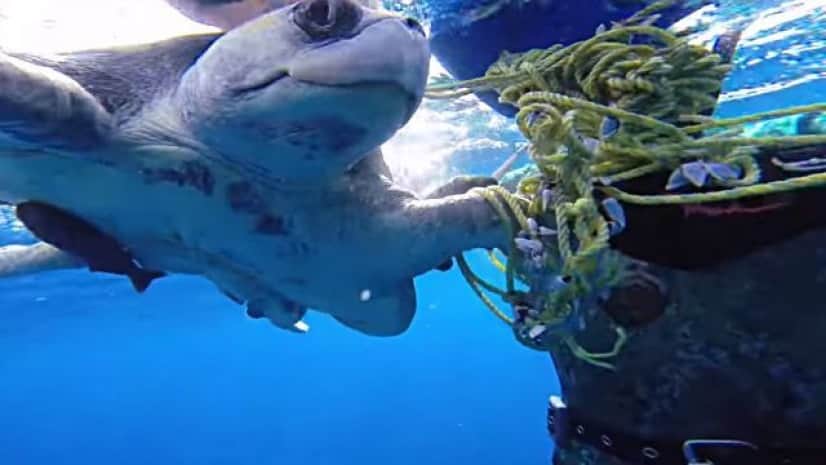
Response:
[0, 52, 113, 151]
[331, 280, 416, 337]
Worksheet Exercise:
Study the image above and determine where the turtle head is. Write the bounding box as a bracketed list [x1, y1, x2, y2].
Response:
[176, 0, 429, 182]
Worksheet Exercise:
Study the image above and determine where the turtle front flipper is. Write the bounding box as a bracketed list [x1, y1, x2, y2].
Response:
[423, 176, 500, 272]
[0, 242, 84, 278]
[0, 52, 113, 151]
[398, 191, 510, 278]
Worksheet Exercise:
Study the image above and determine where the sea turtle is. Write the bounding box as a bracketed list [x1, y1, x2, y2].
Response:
[0, 0, 508, 336]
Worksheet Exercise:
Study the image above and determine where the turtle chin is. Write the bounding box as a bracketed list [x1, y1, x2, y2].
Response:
[195, 76, 420, 181]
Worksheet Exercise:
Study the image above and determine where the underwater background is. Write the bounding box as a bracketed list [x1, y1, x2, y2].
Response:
[1, 0, 825, 464]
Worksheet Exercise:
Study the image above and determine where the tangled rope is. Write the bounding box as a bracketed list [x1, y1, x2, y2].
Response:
[428, 2, 826, 369]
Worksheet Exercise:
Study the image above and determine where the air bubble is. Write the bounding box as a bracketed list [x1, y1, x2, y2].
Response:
[360, 289, 372, 301]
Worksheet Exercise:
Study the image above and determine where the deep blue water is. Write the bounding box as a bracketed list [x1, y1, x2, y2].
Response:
[0, 252, 556, 465]
[2, 1, 825, 464]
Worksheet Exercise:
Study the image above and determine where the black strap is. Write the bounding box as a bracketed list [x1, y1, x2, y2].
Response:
[547, 396, 826, 465]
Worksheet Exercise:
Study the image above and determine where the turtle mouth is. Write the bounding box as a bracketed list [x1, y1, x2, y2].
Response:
[233, 71, 289, 95]
[235, 72, 417, 102]
[234, 75, 419, 123]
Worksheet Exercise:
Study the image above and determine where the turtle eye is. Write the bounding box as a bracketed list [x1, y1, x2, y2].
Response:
[293, 0, 362, 40]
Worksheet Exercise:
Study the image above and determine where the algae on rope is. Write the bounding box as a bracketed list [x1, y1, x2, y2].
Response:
[427, 5, 826, 369]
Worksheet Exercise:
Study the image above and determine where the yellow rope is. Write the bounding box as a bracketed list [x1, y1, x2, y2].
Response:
[455, 254, 514, 325]
[602, 170, 826, 204]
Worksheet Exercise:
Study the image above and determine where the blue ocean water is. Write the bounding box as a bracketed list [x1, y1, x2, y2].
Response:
[1, 1, 825, 465]
[0, 259, 555, 465]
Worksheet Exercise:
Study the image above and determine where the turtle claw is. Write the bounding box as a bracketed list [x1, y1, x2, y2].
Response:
[247, 297, 309, 333]
[291, 320, 310, 333]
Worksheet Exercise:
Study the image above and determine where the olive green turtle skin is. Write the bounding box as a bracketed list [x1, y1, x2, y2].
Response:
[0, 0, 508, 336]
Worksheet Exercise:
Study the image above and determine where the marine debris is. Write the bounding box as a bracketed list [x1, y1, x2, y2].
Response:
[426, 0, 826, 369]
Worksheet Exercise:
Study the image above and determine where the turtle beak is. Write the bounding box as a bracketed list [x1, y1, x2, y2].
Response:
[288, 7, 430, 105]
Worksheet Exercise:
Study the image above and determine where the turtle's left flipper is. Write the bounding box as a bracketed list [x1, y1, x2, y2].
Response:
[422, 176, 500, 272]
[0, 241, 84, 278]
[0, 52, 113, 151]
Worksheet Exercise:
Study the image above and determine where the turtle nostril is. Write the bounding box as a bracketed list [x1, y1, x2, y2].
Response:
[294, 0, 362, 39]
[404, 17, 425, 37]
